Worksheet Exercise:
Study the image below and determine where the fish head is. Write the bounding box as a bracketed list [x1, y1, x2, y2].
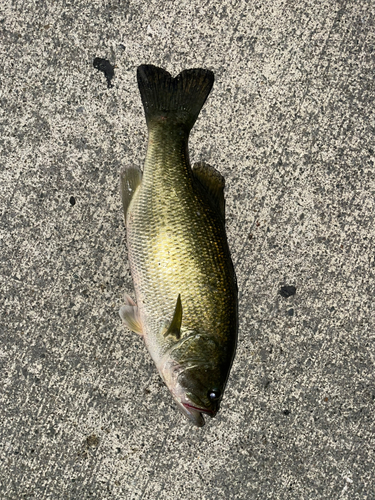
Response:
[175, 366, 224, 427]
[161, 334, 233, 427]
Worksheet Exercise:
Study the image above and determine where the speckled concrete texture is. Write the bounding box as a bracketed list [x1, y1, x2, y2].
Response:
[1, 0, 374, 498]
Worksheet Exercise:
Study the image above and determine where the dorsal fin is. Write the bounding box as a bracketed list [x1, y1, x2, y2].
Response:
[192, 162, 225, 220]
[120, 166, 142, 222]
[119, 295, 143, 335]
[164, 294, 183, 340]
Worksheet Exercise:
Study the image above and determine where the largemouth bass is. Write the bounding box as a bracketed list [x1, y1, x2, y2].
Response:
[120, 65, 238, 427]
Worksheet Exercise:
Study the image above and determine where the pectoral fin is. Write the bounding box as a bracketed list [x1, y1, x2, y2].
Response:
[120, 166, 142, 222]
[164, 294, 183, 340]
[119, 295, 143, 335]
[192, 162, 225, 220]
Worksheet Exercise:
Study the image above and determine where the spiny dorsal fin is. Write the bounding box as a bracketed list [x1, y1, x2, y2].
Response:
[119, 295, 143, 335]
[164, 294, 183, 340]
[192, 162, 225, 220]
[120, 166, 142, 222]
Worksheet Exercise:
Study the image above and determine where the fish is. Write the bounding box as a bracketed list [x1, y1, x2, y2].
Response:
[119, 65, 238, 427]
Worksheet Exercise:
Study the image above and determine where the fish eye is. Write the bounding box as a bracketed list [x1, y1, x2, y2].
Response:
[208, 389, 221, 401]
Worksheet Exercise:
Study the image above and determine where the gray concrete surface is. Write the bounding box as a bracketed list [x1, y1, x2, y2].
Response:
[1, 0, 374, 498]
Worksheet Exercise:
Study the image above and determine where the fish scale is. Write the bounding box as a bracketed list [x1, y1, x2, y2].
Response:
[120, 65, 238, 426]
[130, 131, 231, 335]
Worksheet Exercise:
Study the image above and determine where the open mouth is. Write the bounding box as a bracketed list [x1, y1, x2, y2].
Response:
[182, 402, 216, 416]
[175, 400, 218, 427]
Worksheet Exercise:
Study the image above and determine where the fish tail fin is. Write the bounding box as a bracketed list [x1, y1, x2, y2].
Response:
[137, 65, 214, 132]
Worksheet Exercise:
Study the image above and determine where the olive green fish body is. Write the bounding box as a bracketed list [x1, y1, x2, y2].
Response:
[120, 65, 238, 426]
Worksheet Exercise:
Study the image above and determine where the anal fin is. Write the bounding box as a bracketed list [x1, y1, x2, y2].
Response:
[119, 295, 143, 335]
[192, 162, 225, 220]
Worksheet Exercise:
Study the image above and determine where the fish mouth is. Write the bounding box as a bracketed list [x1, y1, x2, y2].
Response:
[182, 402, 216, 416]
[172, 400, 210, 427]
[178, 402, 217, 428]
